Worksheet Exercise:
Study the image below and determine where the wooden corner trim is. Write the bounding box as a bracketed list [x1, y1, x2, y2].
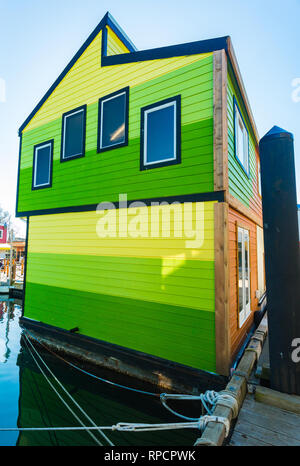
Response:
[213, 50, 228, 195]
[214, 202, 231, 376]
[226, 38, 259, 145]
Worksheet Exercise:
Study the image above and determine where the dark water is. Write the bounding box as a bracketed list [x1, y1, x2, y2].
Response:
[0, 297, 200, 446]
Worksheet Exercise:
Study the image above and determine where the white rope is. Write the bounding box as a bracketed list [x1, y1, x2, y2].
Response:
[160, 390, 238, 421]
[24, 333, 114, 446]
[0, 417, 229, 434]
[23, 337, 103, 446]
[22, 333, 236, 441]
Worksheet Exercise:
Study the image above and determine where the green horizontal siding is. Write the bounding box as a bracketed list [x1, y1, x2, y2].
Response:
[18, 57, 214, 213]
[25, 282, 216, 372]
[227, 67, 257, 208]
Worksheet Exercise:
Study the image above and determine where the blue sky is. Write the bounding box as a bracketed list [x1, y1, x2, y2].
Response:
[0, 0, 299, 236]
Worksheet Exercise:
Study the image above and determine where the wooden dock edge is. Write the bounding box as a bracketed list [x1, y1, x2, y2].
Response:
[195, 314, 268, 446]
[255, 385, 300, 415]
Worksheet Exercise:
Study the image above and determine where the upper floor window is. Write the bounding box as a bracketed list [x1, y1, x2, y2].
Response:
[98, 87, 129, 152]
[258, 159, 262, 196]
[234, 98, 249, 175]
[61, 105, 86, 162]
[140, 95, 181, 170]
[32, 140, 53, 190]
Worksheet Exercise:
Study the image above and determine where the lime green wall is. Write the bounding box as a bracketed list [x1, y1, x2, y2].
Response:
[24, 204, 216, 372]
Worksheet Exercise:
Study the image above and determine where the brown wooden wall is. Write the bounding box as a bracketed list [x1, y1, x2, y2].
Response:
[228, 207, 260, 359]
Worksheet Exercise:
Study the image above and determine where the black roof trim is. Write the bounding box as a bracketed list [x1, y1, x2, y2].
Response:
[102, 36, 229, 67]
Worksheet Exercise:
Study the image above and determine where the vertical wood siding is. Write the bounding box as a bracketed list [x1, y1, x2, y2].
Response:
[24, 202, 217, 372]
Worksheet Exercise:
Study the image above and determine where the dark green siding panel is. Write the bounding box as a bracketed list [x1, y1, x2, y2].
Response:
[18, 57, 214, 213]
[24, 282, 216, 372]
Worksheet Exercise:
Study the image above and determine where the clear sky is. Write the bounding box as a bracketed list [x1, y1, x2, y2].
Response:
[0, 0, 299, 237]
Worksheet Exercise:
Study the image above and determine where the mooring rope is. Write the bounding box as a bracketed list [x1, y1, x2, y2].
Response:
[0, 417, 230, 435]
[22, 335, 108, 446]
[24, 333, 114, 446]
[22, 329, 237, 437]
[160, 391, 238, 421]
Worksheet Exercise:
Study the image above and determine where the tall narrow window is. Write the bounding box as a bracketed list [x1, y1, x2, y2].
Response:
[0, 230, 3, 240]
[258, 159, 262, 196]
[61, 105, 86, 161]
[32, 140, 53, 190]
[98, 87, 129, 152]
[234, 99, 249, 175]
[141, 95, 181, 170]
[237, 226, 251, 327]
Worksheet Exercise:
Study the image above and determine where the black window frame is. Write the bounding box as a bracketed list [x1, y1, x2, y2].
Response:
[32, 139, 54, 191]
[60, 104, 87, 163]
[140, 95, 181, 171]
[97, 87, 129, 153]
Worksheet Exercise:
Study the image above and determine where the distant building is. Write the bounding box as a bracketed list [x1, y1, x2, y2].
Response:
[0, 224, 7, 244]
[0, 225, 10, 260]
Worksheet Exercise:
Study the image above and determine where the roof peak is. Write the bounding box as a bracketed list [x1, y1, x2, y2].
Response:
[18, 11, 229, 135]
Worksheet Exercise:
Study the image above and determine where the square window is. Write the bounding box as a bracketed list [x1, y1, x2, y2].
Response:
[32, 140, 53, 190]
[98, 87, 129, 152]
[61, 105, 86, 161]
[234, 99, 249, 175]
[141, 96, 181, 170]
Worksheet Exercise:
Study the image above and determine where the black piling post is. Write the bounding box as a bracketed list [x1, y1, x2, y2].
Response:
[259, 126, 300, 394]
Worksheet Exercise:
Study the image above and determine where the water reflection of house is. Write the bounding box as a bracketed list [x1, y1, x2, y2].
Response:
[16, 350, 195, 446]
[16, 12, 266, 383]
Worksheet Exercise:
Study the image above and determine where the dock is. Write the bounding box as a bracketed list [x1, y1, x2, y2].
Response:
[0, 283, 23, 298]
[0, 286, 9, 295]
[229, 392, 300, 446]
[195, 313, 300, 447]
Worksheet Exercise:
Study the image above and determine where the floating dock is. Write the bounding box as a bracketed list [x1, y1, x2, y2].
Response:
[0, 284, 23, 297]
[193, 313, 300, 447]
[0, 286, 9, 295]
[229, 390, 300, 446]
